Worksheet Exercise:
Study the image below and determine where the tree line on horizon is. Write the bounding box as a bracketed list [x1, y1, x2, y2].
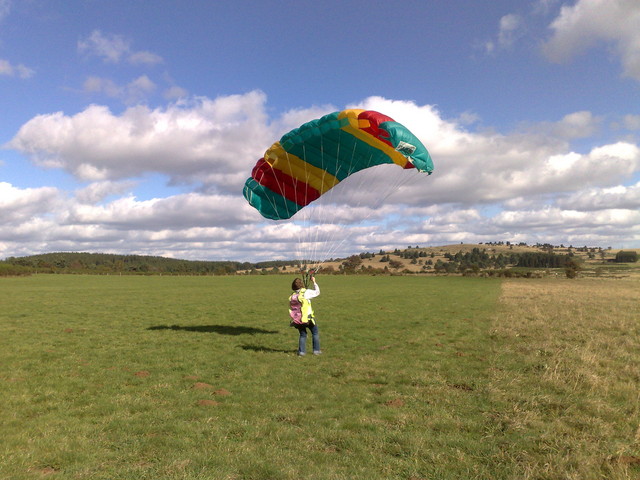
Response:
[0, 252, 293, 277]
[0, 247, 636, 277]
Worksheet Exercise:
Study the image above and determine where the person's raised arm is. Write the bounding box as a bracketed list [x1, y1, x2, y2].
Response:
[304, 276, 320, 299]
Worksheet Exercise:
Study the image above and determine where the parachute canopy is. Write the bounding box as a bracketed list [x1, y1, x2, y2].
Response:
[243, 109, 434, 220]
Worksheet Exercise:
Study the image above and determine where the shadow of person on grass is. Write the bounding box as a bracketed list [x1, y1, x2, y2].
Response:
[240, 344, 293, 354]
[147, 325, 278, 335]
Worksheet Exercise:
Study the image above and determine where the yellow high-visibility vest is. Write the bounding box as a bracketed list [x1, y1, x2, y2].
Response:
[289, 288, 315, 325]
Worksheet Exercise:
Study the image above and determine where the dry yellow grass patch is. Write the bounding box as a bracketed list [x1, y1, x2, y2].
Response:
[495, 278, 639, 386]
[488, 277, 640, 479]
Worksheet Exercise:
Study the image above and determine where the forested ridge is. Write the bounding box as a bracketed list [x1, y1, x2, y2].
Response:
[0, 245, 635, 277]
[0, 252, 292, 276]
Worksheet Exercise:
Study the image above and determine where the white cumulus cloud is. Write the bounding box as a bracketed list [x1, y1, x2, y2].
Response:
[542, 0, 640, 81]
[0, 182, 62, 225]
[9, 91, 272, 191]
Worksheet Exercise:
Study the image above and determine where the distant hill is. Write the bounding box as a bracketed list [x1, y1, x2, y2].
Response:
[1, 252, 285, 275]
[1, 243, 637, 277]
[317, 243, 637, 278]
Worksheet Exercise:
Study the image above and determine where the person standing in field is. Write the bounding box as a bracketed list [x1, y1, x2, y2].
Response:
[289, 275, 321, 356]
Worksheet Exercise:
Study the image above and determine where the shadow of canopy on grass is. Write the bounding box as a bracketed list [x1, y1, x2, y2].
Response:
[147, 325, 279, 335]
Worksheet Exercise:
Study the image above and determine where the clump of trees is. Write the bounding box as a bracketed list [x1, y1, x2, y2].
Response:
[340, 254, 397, 274]
[515, 252, 572, 268]
[431, 248, 514, 274]
[425, 249, 583, 278]
[0, 263, 32, 277]
[615, 251, 638, 263]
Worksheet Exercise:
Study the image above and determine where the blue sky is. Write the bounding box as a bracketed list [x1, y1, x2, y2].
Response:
[1, 0, 639, 262]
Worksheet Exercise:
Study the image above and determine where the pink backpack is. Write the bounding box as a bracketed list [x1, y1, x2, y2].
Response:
[289, 292, 304, 325]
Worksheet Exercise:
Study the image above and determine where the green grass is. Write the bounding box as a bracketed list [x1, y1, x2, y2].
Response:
[0, 274, 638, 479]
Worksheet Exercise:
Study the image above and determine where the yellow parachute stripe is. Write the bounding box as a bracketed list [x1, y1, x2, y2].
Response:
[338, 109, 411, 168]
[264, 142, 340, 193]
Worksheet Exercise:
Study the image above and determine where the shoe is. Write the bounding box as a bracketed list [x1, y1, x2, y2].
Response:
[298, 352, 306, 356]
[313, 351, 322, 355]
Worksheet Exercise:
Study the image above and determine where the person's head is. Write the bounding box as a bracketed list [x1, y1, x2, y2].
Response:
[292, 278, 304, 290]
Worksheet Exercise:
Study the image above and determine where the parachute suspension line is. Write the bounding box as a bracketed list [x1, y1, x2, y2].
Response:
[319, 137, 360, 262]
[295, 140, 326, 274]
[305, 131, 331, 271]
[312, 135, 328, 267]
[294, 129, 325, 272]
[303, 128, 341, 271]
[295, 143, 309, 272]
[308, 131, 363, 270]
[251, 148, 313, 272]
[312, 144, 367, 269]
[315, 130, 346, 265]
[301, 142, 315, 271]
[312, 157, 423, 272]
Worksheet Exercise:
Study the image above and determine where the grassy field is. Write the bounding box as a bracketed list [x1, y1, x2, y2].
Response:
[0, 274, 638, 479]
